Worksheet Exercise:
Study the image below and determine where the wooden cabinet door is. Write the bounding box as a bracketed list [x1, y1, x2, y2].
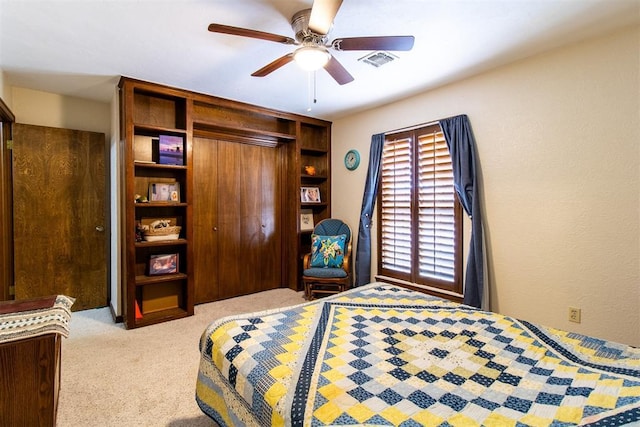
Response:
[192, 137, 282, 304]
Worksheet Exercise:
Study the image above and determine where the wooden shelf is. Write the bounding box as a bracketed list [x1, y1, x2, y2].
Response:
[301, 174, 328, 181]
[135, 239, 187, 248]
[133, 307, 190, 327]
[301, 202, 328, 208]
[133, 124, 186, 135]
[301, 147, 327, 155]
[194, 121, 295, 141]
[134, 162, 187, 171]
[134, 202, 188, 208]
[135, 273, 188, 285]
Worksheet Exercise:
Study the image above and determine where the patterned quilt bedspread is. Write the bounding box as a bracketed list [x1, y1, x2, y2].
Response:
[196, 283, 640, 426]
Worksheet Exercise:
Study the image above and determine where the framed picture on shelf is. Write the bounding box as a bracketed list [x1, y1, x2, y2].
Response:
[149, 182, 180, 202]
[300, 186, 321, 203]
[300, 209, 315, 231]
[157, 135, 184, 165]
[148, 253, 179, 276]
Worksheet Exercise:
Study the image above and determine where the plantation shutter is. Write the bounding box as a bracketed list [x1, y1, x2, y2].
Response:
[379, 133, 412, 278]
[417, 130, 457, 283]
[378, 124, 462, 294]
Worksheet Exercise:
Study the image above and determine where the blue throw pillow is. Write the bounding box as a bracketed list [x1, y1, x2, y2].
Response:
[310, 234, 346, 268]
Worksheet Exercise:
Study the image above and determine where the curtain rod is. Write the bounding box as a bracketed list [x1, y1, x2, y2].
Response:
[383, 119, 440, 135]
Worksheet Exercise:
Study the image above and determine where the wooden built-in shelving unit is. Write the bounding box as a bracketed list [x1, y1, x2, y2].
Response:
[119, 77, 331, 328]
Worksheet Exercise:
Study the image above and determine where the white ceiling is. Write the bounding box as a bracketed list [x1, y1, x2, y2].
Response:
[1, 0, 638, 121]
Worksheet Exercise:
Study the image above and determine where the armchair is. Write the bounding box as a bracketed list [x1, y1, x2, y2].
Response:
[303, 218, 352, 300]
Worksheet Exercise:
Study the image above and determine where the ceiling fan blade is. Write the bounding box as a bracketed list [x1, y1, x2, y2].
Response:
[332, 35, 415, 51]
[208, 23, 296, 45]
[309, 0, 343, 35]
[324, 55, 354, 85]
[251, 53, 295, 77]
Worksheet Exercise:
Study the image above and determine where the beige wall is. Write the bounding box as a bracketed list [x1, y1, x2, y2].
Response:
[10, 87, 110, 137]
[332, 25, 640, 346]
[0, 70, 6, 104]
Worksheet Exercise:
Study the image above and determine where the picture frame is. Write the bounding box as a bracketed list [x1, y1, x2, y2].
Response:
[300, 186, 321, 203]
[157, 135, 184, 165]
[300, 209, 315, 231]
[148, 253, 179, 276]
[149, 182, 180, 203]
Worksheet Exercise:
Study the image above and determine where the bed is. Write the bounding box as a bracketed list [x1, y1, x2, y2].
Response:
[196, 283, 640, 426]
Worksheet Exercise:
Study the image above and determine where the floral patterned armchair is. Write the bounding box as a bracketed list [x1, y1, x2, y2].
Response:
[303, 219, 352, 300]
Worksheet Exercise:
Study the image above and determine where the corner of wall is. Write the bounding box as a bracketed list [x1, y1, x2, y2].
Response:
[109, 86, 122, 319]
[0, 70, 12, 109]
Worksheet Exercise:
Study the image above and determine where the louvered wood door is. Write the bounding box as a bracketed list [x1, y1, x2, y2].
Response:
[12, 124, 107, 310]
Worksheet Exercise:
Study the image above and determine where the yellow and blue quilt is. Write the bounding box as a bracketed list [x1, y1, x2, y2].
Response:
[196, 283, 640, 426]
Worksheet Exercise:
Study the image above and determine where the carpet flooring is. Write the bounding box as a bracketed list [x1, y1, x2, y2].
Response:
[56, 287, 306, 426]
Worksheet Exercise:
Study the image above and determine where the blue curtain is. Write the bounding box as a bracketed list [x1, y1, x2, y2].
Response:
[439, 115, 484, 308]
[355, 133, 385, 286]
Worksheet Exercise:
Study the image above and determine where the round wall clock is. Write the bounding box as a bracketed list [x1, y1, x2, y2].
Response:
[344, 149, 360, 171]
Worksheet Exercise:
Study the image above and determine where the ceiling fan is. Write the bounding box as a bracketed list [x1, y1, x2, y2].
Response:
[208, 0, 415, 85]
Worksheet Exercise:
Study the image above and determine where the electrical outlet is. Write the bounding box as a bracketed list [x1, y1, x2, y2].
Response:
[568, 307, 581, 323]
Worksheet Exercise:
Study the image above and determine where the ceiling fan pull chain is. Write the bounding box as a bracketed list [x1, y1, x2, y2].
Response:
[307, 71, 312, 111]
[307, 71, 319, 112]
[313, 71, 318, 105]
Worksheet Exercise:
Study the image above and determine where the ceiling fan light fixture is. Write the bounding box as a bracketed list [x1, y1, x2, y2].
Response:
[294, 46, 330, 71]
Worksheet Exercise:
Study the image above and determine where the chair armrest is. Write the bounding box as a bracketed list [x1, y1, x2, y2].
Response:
[303, 253, 312, 269]
[342, 241, 352, 279]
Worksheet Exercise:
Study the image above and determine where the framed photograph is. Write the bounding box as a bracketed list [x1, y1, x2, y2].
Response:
[148, 253, 179, 276]
[157, 135, 184, 165]
[300, 186, 321, 203]
[300, 209, 315, 232]
[149, 182, 180, 202]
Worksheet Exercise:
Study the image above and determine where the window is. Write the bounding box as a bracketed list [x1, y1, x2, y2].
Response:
[378, 124, 463, 294]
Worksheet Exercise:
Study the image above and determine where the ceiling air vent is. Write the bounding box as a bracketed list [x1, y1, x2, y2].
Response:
[358, 51, 398, 68]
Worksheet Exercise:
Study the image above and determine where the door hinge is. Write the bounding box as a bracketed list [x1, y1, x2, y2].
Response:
[8, 285, 15, 296]
[6, 139, 13, 150]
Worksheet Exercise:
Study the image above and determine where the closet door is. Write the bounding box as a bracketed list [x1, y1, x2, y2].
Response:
[217, 140, 282, 298]
[216, 140, 244, 298]
[192, 137, 282, 304]
[193, 137, 219, 304]
[241, 143, 281, 294]
[258, 144, 282, 291]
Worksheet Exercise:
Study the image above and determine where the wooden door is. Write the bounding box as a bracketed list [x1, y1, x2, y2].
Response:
[0, 99, 14, 302]
[12, 124, 107, 310]
[216, 140, 244, 298]
[252, 143, 281, 293]
[192, 136, 219, 303]
[192, 137, 281, 304]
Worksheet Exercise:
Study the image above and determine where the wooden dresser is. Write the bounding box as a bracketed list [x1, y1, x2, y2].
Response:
[0, 295, 73, 427]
